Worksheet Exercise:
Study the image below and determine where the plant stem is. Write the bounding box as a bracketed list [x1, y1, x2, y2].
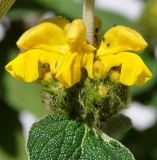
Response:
[83, 0, 95, 45]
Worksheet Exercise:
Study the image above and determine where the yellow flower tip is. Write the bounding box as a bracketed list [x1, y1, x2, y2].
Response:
[141, 39, 148, 51]
[93, 60, 106, 77]
[5, 62, 15, 78]
[5, 62, 36, 82]
[97, 25, 148, 56]
[55, 73, 75, 88]
[98, 85, 108, 96]
[5, 55, 26, 81]
[133, 67, 152, 86]
[65, 19, 86, 49]
[109, 69, 120, 82]
[38, 63, 51, 80]
[43, 72, 53, 81]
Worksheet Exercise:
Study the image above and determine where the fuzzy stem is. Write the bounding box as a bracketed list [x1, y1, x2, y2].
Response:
[83, 0, 95, 45]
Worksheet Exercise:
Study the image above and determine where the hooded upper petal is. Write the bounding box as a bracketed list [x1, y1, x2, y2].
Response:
[54, 19, 95, 87]
[17, 21, 69, 54]
[97, 25, 148, 56]
[65, 19, 86, 49]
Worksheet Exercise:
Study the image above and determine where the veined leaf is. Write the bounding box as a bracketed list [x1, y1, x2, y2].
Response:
[27, 114, 135, 160]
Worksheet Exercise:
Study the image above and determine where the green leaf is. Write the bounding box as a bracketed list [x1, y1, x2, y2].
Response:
[27, 114, 135, 160]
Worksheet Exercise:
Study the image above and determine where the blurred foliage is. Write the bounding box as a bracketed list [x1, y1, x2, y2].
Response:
[0, 0, 157, 159]
[138, 0, 157, 49]
[0, 100, 26, 160]
[122, 126, 157, 160]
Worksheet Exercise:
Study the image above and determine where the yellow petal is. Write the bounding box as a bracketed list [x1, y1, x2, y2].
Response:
[97, 25, 148, 56]
[55, 51, 82, 88]
[40, 52, 63, 75]
[109, 69, 120, 82]
[94, 52, 152, 86]
[116, 52, 152, 86]
[5, 54, 26, 81]
[65, 19, 86, 49]
[94, 55, 121, 77]
[5, 49, 46, 82]
[41, 16, 69, 30]
[93, 60, 106, 77]
[81, 52, 94, 78]
[17, 22, 69, 54]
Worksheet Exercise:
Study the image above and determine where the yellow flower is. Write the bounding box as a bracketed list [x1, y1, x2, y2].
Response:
[5, 17, 95, 88]
[5, 16, 152, 87]
[94, 25, 152, 86]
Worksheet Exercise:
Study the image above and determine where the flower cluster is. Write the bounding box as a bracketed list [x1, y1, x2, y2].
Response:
[5, 16, 152, 88]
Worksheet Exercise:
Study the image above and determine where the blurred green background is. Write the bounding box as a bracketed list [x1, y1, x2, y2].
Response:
[0, 0, 157, 159]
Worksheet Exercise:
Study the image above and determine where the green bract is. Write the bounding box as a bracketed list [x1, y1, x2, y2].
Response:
[41, 77, 129, 128]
